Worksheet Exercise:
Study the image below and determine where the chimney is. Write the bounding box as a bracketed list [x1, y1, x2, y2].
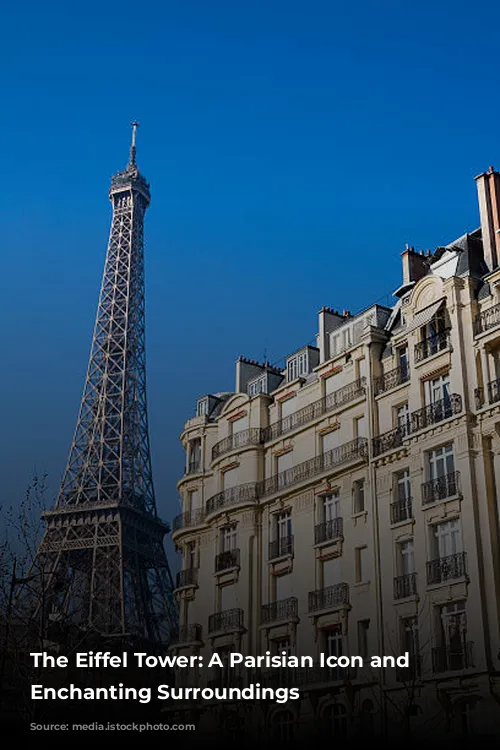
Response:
[475, 165, 500, 272]
[400, 245, 429, 286]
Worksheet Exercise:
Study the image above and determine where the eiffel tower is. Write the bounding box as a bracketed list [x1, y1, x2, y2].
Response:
[23, 125, 178, 646]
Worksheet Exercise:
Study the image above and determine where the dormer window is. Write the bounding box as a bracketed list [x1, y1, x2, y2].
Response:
[248, 376, 266, 397]
[286, 347, 319, 382]
[196, 398, 208, 417]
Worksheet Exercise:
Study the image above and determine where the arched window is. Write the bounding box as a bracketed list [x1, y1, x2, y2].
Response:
[272, 710, 295, 741]
[323, 703, 348, 736]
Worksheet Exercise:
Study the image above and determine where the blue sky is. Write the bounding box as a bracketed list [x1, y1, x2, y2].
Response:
[0, 0, 498, 563]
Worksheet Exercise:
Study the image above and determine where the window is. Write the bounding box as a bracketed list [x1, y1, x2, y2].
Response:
[399, 539, 415, 575]
[276, 450, 294, 474]
[396, 403, 410, 431]
[343, 327, 353, 350]
[188, 438, 201, 473]
[353, 479, 365, 514]
[395, 469, 411, 501]
[358, 620, 370, 659]
[428, 443, 454, 481]
[355, 414, 367, 438]
[438, 601, 468, 670]
[249, 377, 265, 397]
[216, 645, 232, 687]
[355, 546, 369, 583]
[287, 358, 298, 382]
[426, 373, 450, 406]
[322, 556, 342, 587]
[220, 583, 237, 611]
[220, 525, 237, 552]
[322, 429, 339, 454]
[397, 346, 409, 379]
[356, 358, 366, 380]
[433, 519, 461, 559]
[185, 541, 197, 569]
[196, 398, 208, 417]
[298, 351, 308, 376]
[322, 492, 340, 523]
[276, 510, 292, 542]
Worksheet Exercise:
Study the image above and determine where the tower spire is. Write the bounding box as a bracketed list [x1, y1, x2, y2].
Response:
[129, 120, 139, 167]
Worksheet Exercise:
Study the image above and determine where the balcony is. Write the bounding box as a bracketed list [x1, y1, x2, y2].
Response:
[173, 507, 206, 533]
[261, 378, 366, 442]
[374, 365, 410, 396]
[208, 608, 244, 635]
[269, 535, 294, 560]
[393, 572, 417, 600]
[411, 394, 462, 432]
[474, 302, 500, 335]
[390, 497, 413, 524]
[206, 482, 258, 516]
[171, 623, 202, 645]
[257, 438, 368, 498]
[373, 424, 409, 457]
[432, 641, 474, 673]
[414, 329, 451, 363]
[373, 395, 462, 457]
[308, 582, 349, 613]
[314, 517, 343, 545]
[488, 378, 500, 405]
[422, 471, 461, 505]
[426, 552, 467, 585]
[212, 428, 263, 461]
[215, 549, 240, 573]
[175, 567, 198, 589]
[261, 596, 298, 625]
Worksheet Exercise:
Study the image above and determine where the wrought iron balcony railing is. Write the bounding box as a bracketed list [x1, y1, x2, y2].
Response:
[373, 424, 409, 457]
[208, 608, 244, 634]
[269, 535, 294, 560]
[411, 394, 461, 432]
[373, 395, 462, 457]
[393, 572, 417, 600]
[474, 302, 500, 334]
[212, 428, 263, 461]
[414, 329, 451, 363]
[215, 548, 240, 572]
[261, 378, 366, 442]
[432, 641, 474, 673]
[308, 582, 349, 612]
[171, 623, 202, 645]
[314, 517, 343, 545]
[488, 378, 500, 405]
[261, 596, 298, 625]
[426, 551, 467, 585]
[257, 438, 368, 498]
[206, 482, 259, 516]
[175, 567, 198, 589]
[374, 365, 410, 396]
[422, 471, 461, 505]
[390, 497, 413, 524]
[173, 507, 206, 532]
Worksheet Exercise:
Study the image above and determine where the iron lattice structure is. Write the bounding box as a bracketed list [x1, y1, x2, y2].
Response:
[26, 125, 178, 646]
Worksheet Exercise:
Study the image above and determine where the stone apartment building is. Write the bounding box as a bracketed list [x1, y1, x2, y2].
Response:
[168, 165, 500, 741]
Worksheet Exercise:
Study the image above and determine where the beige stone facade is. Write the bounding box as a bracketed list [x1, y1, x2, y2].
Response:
[168, 166, 500, 741]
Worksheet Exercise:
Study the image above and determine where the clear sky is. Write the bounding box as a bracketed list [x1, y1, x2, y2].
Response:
[1, 0, 499, 564]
